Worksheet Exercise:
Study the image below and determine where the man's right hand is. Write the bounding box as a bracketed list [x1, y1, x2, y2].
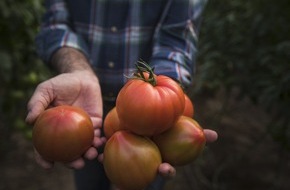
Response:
[26, 70, 105, 169]
[26, 47, 105, 169]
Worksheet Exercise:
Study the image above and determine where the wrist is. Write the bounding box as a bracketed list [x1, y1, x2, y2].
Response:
[50, 47, 94, 74]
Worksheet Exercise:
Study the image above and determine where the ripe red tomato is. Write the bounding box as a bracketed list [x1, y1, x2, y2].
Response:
[32, 105, 94, 162]
[183, 94, 194, 117]
[152, 116, 206, 166]
[103, 131, 162, 190]
[116, 72, 185, 136]
[103, 107, 123, 139]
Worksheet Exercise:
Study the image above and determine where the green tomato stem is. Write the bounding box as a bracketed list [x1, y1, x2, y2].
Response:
[135, 60, 157, 86]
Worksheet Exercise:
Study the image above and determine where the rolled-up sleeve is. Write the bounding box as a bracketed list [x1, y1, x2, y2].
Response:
[35, 0, 89, 63]
[150, 0, 207, 87]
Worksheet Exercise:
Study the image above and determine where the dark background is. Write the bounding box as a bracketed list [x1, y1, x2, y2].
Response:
[1, 0, 290, 189]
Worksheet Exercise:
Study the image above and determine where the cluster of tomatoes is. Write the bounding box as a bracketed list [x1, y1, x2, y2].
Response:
[32, 61, 206, 190]
[102, 61, 206, 190]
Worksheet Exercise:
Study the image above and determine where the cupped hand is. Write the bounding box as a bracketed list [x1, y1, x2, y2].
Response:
[26, 70, 104, 169]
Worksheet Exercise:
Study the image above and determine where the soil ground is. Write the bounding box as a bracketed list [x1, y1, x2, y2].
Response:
[1, 91, 290, 190]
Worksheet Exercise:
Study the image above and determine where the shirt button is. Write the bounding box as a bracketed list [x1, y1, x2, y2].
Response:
[108, 61, 114, 68]
[111, 26, 117, 32]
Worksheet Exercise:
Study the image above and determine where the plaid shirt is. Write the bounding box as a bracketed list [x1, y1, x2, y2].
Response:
[36, 0, 207, 100]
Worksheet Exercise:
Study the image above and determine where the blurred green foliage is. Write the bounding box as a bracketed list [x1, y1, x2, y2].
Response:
[195, 0, 290, 149]
[0, 0, 51, 152]
[0, 0, 289, 152]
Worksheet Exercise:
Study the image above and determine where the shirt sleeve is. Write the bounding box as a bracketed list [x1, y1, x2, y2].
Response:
[35, 0, 89, 64]
[150, 0, 207, 87]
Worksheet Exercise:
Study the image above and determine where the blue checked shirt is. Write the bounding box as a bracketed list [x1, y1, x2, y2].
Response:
[36, 0, 207, 100]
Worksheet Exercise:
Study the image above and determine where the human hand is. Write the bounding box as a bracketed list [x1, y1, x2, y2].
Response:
[26, 70, 104, 169]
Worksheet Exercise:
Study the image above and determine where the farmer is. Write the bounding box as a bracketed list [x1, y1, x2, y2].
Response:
[26, 0, 218, 189]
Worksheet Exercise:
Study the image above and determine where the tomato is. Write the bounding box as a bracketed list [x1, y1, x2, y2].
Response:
[32, 105, 94, 162]
[116, 62, 185, 136]
[103, 130, 162, 190]
[152, 116, 206, 166]
[183, 94, 194, 118]
[103, 107, 123, 139]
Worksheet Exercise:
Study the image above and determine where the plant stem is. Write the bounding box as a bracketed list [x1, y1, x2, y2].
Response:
[132, 60, 157, 86]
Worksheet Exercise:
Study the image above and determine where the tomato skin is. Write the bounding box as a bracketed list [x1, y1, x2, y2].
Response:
[103, 107, 123, 139]
[152, 116, 206, 166]
[116, 75, 185, 136]
[183, 94, 194, 118]
[103, 131, 162, 190]
[32, 105, 94, 162]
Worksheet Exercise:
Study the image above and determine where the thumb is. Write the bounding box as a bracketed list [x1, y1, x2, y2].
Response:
[204, 129, 218, 143]
[26, 82, 54, 124]
[158, 163, 176, 178]
[26, 100, 47, 124]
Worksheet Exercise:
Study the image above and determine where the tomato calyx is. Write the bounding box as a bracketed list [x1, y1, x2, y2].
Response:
[128, 60, 157, 86]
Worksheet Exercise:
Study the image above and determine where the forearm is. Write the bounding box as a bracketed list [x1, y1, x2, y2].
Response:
[50, 47, 94, 74]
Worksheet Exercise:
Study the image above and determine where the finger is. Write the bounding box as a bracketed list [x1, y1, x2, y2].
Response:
[94, 128, 101, 137]
[65, 158, 85, 170]
[34, 150, 54, 169]
[93, 136, 107, 148]
[158, 163, 176, 178]
[97, 153, 104, 163]
[26, 82, 54, 124]
[204, 129, 218, 143]
[26, 101, 47, 124]
[83, 147, 98, 160]
[91, 117, 103, 129]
